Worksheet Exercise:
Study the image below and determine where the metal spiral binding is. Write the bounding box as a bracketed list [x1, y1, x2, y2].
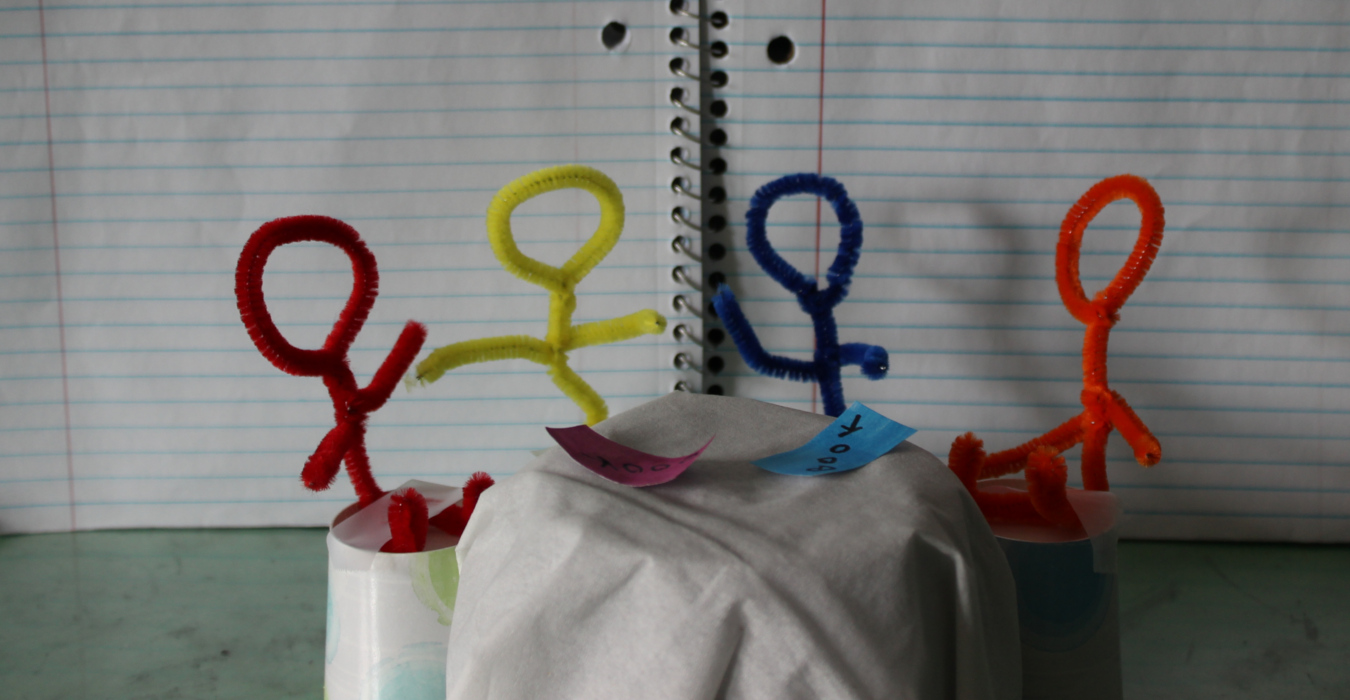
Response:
[668, 0, 703, 393]
[700, 0, 729, 398]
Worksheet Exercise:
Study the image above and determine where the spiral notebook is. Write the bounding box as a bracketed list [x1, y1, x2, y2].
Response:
[698, 0, 1350, 542]
[0, 0, 707, 532]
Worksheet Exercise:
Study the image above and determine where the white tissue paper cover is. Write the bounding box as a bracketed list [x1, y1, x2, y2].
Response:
[446, 392, 1021, 700]
[987, 479, 1124, 700]
[326, 480, 463, 700]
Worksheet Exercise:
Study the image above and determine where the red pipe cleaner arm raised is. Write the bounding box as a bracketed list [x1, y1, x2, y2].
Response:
[234, 215, 427, 509]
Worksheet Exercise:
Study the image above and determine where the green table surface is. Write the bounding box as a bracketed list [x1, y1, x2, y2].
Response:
[1, 529, 1346, 699]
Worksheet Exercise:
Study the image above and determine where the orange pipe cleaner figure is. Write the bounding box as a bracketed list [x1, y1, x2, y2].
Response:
[948, 174, 1165, 532]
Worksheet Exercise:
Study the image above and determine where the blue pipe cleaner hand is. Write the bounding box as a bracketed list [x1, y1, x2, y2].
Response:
[713, 173, 888, 417]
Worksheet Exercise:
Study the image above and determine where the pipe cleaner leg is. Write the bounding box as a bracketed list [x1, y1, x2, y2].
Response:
[342, 429, 386, 506]
[980, 415, 1084, 481]
[712, 285, 817, 382]
[817, 362, 846, 418]
[1080, 420, 1112, 492]
[548, 358, 608, 426]
[948, 432, 986, 493]
[1026, 447, 1083, 530]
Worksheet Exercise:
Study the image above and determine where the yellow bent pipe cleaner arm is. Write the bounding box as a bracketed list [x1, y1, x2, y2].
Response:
[415, 164, 667, 425]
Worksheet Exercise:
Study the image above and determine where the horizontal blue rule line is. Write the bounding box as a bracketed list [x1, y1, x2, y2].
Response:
[0, 211, 669, 225]
[750, 323, 1350, 338]
[739, 14, 1350, 27]
[0, 263, 671, 278]
[732, 40, 1350, 53]
[0, 499, 351, 510]
[733, 120, 1350, 131]
[733, 221, 1350, 234]
[0, 157, 660, 173]
[0, 447, 551, 458]
[726, 372, 1350, 390]
[765, 248, 1350, 260]
[745, 298, 1350, 312]
[0, 77, 655, 93]
[0, 235, 669, 250]
[8, 0, 648, 8]
[729, 66, 1350, 80]
[731, 170, 1350, 183]
[0, 290, 683, 303]
[0, 343, 671, 356]
[3, 105, 656, 120]
[3, 50, 665, 66]
[0, 186, 665, 199]
[0, 420, 560, 432]
[1, 23, 662, 38]
[768, 348, 1350, 363]
[0, 393, 661, 406]
[736, 271, 1350, 285]
[726, 144, 1350, 158]
[727, 92, 1350, 105]
[13, 0, 648, 9]
[801, 397, 1350, 416]
[2, 131, 663, 147]
[738, 196, 1350, 209]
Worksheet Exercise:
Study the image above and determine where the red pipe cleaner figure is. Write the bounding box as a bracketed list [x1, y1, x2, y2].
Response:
[235, 216, 429, 546]
[947, 175, 1165, 532]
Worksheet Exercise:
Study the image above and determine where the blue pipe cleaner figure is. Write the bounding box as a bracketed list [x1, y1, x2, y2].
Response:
[712, 173, 888, 417]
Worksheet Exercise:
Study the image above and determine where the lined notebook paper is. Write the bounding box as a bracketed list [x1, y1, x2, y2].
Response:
[703, 0, 1350, 541]
[0, 0, 703, 532]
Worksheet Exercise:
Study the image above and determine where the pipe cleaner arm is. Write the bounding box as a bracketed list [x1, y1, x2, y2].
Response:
[1103, 389, 1162, 466]
[415, 335, 554, 385]
[712, 285, 817, 383]
[568, 309, 667, 351]
[838, 342, 889, 380]
[354, 321, 428, 412]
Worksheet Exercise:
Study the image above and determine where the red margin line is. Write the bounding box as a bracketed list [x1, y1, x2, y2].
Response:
[37, 0, 78, 531]
[811, 0, 827, 414]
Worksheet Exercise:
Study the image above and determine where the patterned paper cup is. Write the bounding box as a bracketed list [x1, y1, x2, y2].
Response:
[324, 490, 462, 700]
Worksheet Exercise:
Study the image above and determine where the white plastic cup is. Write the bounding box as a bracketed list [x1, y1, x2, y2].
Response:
[324, 481, 462, 700]
[983, 480, 1123, 700]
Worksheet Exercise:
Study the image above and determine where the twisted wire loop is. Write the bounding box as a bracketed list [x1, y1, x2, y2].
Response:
[234, 215, 427, 507]
[712, 173, 888, 417]
[947, 174, 1166, 532]
[413, 165, 666, 426]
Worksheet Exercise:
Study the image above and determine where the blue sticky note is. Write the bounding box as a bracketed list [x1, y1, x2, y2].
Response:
[753, 402, 917, 477]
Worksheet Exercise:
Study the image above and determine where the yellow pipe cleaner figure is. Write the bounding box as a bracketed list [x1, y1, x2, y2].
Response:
[414, 165, 667, 425]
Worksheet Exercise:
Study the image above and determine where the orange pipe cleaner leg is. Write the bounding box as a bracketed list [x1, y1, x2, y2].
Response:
[1026, 447, 1083, 530]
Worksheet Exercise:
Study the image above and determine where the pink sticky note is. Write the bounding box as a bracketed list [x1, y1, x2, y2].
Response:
[546, 425, 713, 487]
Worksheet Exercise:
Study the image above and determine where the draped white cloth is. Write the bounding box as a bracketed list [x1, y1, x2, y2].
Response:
[446, 392, 1021, 699]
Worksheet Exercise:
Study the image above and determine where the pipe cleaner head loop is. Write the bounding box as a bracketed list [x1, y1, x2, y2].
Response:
[486, 164, 626, 294]
[744, 173, 864, 310]
[235, 215, 428, 506]
[235, 215, 379, 377]
[1056, 174, 1165, 326]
